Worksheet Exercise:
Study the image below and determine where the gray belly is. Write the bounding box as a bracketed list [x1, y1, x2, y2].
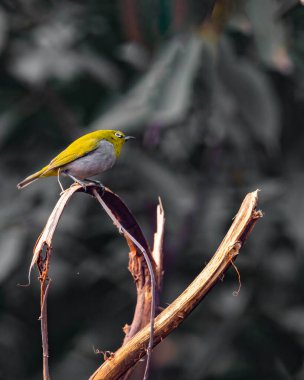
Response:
[62, 140, 116, 179]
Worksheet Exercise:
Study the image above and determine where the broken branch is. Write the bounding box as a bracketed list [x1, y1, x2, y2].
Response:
[152, 198, 165, 291]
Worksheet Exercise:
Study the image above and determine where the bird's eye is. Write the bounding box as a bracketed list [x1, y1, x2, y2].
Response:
[115, 132, 123, 138]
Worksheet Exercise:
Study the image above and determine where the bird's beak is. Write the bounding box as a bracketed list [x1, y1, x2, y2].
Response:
[125, 136, 135, 141]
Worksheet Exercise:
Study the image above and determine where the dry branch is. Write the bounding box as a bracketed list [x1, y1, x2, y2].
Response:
[30, 184, 158, 380]
[119, 197, 165, 380]
[89, 190, 262, 380]
[30, 185, 81, 284]
[92, 188, 157, 380]
[32, 185, 82, 380]
[152, 198, 165, 291]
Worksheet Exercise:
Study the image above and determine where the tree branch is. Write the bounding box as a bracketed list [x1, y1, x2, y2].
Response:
[92, 188, 157, 380]
[89, 190, 262, 380]
[29, 184, 158, 380]
[119, 197, 165, 380]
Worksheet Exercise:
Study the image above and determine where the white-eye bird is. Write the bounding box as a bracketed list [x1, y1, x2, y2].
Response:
[17, 130, 134, 191]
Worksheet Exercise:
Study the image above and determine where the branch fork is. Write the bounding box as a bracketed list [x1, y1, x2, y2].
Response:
[27, 185, 261, 380]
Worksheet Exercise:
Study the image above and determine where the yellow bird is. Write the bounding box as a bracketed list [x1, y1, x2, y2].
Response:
[17, 130, 134, 191]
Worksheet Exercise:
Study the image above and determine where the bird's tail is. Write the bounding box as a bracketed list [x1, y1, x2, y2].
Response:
[17, 169, 45, 189]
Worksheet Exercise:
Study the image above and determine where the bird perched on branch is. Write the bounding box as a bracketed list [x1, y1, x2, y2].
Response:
[17, 130, 134, 191]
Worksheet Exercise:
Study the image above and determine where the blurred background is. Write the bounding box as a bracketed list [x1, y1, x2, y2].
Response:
[1, 0, 304, 379]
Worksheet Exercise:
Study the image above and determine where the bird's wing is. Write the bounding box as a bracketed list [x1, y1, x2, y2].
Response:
[44, 135, 100, 172]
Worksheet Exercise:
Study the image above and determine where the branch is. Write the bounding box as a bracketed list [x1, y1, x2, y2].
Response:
[92, 188, 157, 380]
[31, 185, 83, 380]
[39, 277, 52, 380]
[89, 190, 262, 380]
[29, 185, 81, 284]
[29, 184, 158, 380]
[119, 197, 165, 380]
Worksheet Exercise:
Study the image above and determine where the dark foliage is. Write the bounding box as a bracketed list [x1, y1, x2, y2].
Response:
[0, 1, 304, 379]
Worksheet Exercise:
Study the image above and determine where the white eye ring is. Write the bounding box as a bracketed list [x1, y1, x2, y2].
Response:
[115, 132, 123, 138]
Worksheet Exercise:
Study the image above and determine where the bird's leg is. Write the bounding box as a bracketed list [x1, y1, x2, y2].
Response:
[57, 168, 65, 194]
[63, 172, 88, 191]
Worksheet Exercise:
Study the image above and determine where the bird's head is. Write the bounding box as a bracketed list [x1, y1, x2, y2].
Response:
[103, 130, 135, 157]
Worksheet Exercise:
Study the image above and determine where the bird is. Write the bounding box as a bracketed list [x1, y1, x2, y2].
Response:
[17, 130, 134, 191]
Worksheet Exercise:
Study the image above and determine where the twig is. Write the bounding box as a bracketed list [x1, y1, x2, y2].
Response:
[40, 278, 52, 380]
[36, 244, 53, 380]
[152, 198, 165, 291]
[29, 185, 81, 284]
[31, 186, 81, 380]
[89, 190, 262, 380]
[92, 188, 156, 380]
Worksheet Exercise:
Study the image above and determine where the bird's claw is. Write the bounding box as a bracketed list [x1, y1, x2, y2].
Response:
[83, 179, 105, 195]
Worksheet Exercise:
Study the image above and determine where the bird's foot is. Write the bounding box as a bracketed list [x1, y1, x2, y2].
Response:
[83, 179, 105, 195]
[62, 171, 105, 194]
[76, 179, 88, 191]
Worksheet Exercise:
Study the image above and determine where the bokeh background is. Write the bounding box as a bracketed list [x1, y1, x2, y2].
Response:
[1, 0, 304, 379]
